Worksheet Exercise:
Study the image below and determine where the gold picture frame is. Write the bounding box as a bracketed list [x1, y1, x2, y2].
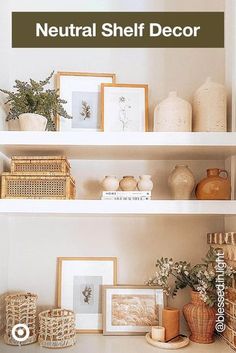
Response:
[56, 72, 116, 131]
[57, 257, 117, 333]
[103, 285, 165, 336]
[101, 83, 149, 132]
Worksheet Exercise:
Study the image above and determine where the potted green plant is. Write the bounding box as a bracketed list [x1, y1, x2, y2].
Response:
[0, 72, 72, 131]
[147, 247, 235, 344]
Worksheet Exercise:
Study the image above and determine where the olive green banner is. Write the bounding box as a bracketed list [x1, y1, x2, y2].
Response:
[12, 12, 224, 48]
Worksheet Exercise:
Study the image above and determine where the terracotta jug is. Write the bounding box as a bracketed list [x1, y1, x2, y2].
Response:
[183, 291, 216, 344]
[196, 168, 231, 200]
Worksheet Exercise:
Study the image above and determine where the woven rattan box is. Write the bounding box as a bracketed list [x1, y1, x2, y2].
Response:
[1, 173, 76, 199]
[11, 156, 71, 176]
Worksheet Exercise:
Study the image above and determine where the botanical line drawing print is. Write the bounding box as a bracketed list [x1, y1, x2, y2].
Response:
[80, 100, 91, 120]
[82, 285, 92, 304]
[111, 294, 158, 326]
[118, 96, 131, 131]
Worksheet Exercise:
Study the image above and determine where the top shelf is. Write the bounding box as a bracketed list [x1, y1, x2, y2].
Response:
[1, 131, 236, 160]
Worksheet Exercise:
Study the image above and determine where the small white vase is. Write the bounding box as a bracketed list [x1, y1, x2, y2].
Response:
[138, 175, 153, 191]
[101, 176, 119, 191]
[168, 165, 195, 200]
[154, 91, 192, 132]
[19, 113, 47, 131]
[193, 77, 227, 132]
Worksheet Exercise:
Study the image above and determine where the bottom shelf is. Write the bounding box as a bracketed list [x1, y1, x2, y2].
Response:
[0, 334, 231, 353]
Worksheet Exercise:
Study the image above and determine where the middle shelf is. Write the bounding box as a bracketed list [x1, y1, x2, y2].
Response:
[0, 199, 236, 215]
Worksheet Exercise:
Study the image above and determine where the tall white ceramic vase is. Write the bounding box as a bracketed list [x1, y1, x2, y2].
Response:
[193, 77, 227, 132]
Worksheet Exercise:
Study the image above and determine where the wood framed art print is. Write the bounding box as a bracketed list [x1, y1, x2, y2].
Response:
[101, 83, 148, 132]
[57, 257, 117, 333]
[103, 285, 165, 335]
[56, 72, 116, 131]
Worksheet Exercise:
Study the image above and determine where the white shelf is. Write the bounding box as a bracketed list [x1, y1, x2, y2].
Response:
[0, 335, 230, 353]
[0, 131, 236, 160]
[0, 200, 236, 215]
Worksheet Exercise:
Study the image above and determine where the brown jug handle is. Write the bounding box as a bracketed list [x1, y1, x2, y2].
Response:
[219, 169, 228, 179]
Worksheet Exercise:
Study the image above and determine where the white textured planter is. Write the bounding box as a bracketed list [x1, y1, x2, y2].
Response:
[8, 119, 20, 131]
[19, 113, 47, 131]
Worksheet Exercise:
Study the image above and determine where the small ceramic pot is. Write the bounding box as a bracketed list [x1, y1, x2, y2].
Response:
[168, 165, 195, 200]
[119, 176, 137, 191]
[138, 175, 153, 191]
[19, 113, 47, 131]
[101, 176, 119, 191]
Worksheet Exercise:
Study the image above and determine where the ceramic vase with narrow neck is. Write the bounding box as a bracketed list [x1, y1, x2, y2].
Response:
[138, 175, 153, 191]
[19, 113, 47, 131]
[119, 176, 137, 191]
[195, 168, 231, 200]
[154, 91, 192, 132]
[183, 291, 216, 344]
[168, 165, 195, 200]
[193, 77, 227, 132]
[101, 176, 119, 191]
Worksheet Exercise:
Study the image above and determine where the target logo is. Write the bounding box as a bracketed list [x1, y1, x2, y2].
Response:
[11, 324, 30, 342]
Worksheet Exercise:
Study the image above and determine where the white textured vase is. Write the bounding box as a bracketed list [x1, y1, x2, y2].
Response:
[168, 165, 195, 200]
[101, 176, 119, 191]
[154, 91, 192, 132]
[193, 77, 227, 132]
[19, 113, 47, 131]
[138, 175, 153, 191]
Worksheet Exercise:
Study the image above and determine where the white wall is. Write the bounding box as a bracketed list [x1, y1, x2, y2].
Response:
[0, 0, 227, 334]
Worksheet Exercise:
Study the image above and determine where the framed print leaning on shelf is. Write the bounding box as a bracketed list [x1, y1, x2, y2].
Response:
[103, 285, 165, 335]
[101, 83, 148, 132]
[57, 257, 117, 333]
[56, 72, 116, 131]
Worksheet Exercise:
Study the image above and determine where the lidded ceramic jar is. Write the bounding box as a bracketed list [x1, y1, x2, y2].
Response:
[195, 168, 231, 200]
[168, 165, 195, 200]
[154, 91, 192, 132]
[101, 176, 119, 191]
[193, 77, 227, 132]
[138, 175, 153, 191]
[119, 176, 137, 191]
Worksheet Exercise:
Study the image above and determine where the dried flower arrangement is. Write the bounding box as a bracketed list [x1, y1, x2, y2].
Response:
[147, 247, 236, 306]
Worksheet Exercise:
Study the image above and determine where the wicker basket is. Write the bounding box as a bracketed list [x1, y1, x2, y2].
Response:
[38, 309, 76, 348]
[1, 173, 76, 199]
[11, 156, 71, 176]
[4, 293, 38, 346]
